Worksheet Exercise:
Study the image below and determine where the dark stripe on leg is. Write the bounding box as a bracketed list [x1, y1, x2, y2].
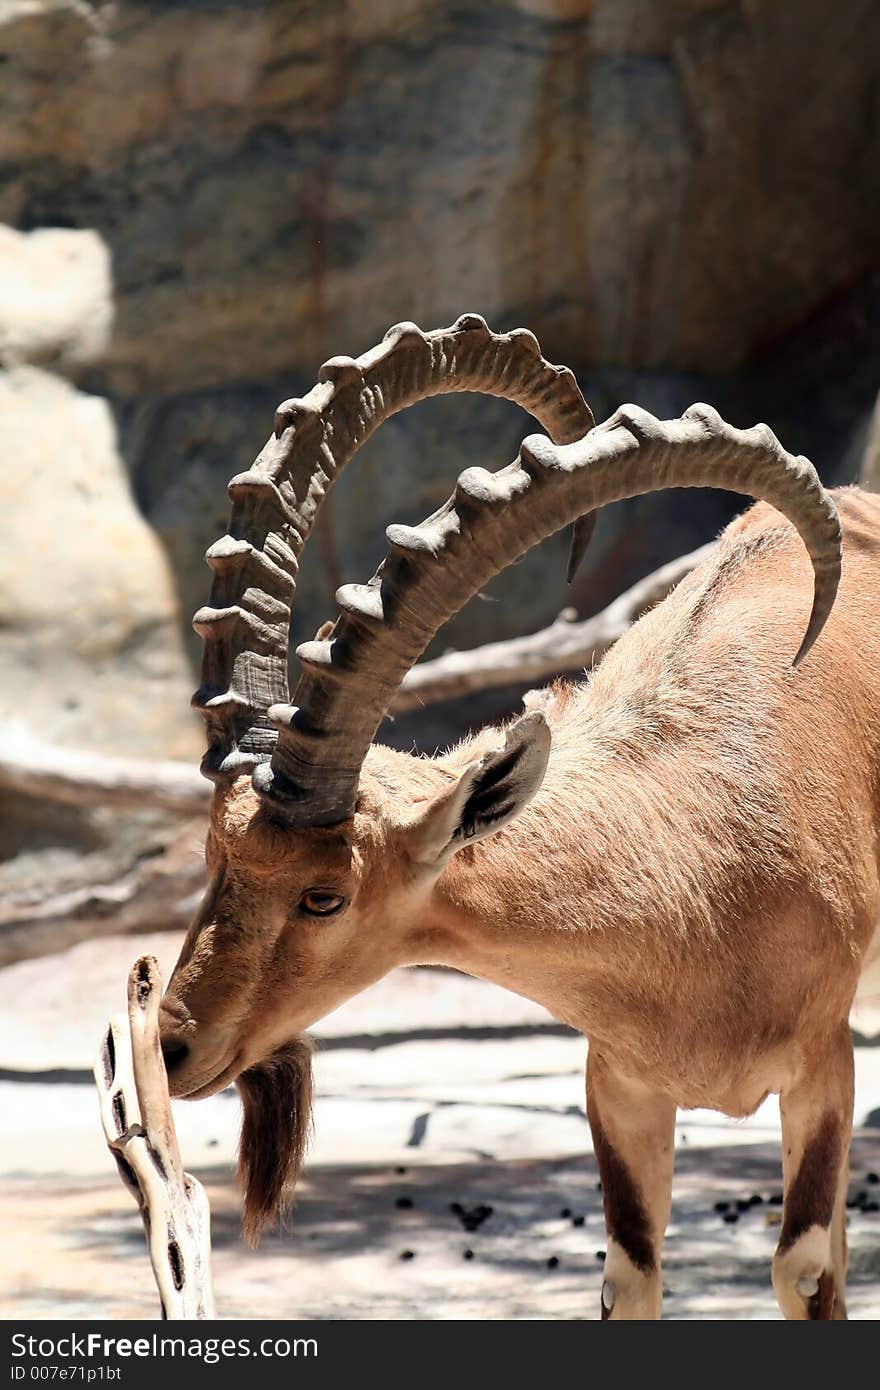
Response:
[778, 1112, 841, 1254]
[590, 1108, 655, 1273]
[808, 1271, 835, 1321]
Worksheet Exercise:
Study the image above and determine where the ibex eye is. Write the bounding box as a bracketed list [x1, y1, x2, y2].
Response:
[299, 890, 346, 916]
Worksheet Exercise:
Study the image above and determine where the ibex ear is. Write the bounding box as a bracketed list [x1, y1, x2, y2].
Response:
[408, 711, 551, 867]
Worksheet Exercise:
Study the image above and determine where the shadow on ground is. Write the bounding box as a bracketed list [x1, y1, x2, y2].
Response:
[7, 1134, 878, 1321]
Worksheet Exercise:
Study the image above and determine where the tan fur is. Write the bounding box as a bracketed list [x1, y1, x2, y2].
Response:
[161, 486, 880, 1317]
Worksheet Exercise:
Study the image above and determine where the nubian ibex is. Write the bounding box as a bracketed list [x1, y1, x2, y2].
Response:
[159, 314, 879, 1319]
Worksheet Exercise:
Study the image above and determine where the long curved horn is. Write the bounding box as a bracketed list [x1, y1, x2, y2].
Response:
[258, 403, 841, 826]
[192, 315, 593, 781]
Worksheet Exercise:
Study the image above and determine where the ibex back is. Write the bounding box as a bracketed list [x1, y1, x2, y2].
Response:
[159, 314, 879, 1319]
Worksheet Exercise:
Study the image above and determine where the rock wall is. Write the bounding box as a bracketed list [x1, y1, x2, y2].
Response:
[2, 0, 880, 774]
[0, 227, 198, 763]
[6, 0, 878, 385]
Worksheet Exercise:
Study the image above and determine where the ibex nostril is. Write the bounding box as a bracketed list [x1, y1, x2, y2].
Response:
[161, 1037, 189, 1074]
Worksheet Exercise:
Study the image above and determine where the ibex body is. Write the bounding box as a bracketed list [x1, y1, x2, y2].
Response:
[159, 315, 878, 1319]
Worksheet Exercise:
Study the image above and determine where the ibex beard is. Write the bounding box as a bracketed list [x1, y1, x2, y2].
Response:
[236, 1039, 314, 1246]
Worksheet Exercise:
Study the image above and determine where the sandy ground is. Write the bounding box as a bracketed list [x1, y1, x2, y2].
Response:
[1, 931, 879, 1321]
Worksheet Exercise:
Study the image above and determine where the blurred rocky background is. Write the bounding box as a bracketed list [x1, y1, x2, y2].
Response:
[2, 0, 880, 951]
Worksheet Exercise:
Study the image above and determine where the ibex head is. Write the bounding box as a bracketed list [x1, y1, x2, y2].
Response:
[159, 314, 841, 1240]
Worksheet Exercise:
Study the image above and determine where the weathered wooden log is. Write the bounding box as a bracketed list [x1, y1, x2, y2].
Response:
[95, 955, 216, 1319]
[0, 729, 209, 814]
[0, 822, 204, 967]
[0, 541, 714, 827]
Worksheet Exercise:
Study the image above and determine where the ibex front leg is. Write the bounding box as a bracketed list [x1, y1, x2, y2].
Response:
[773, 1022, 853, 1320]
[586, 1050, 676, 1320]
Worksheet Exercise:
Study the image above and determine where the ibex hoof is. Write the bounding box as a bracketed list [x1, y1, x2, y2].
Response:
[795, 1274, 820, 1298]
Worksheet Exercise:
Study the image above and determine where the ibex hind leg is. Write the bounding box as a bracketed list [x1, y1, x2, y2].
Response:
[586, 1049, 676, 1320]
[772, 1022, 853, 1319]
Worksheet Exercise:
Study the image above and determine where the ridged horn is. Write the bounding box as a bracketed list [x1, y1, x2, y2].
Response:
[192, 315, 594, 781]
[256, 402, 841, 826]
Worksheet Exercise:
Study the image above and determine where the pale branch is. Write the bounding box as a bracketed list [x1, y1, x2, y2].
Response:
[0, 728, 209, 814]
[390, 541, 716, 712]
[0, 823, 204, 967]
[0, 544, 715, 833]
[95, 956, 216, 1319]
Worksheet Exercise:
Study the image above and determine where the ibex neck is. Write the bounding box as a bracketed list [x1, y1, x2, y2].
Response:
[419, 682, 786, 1041]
